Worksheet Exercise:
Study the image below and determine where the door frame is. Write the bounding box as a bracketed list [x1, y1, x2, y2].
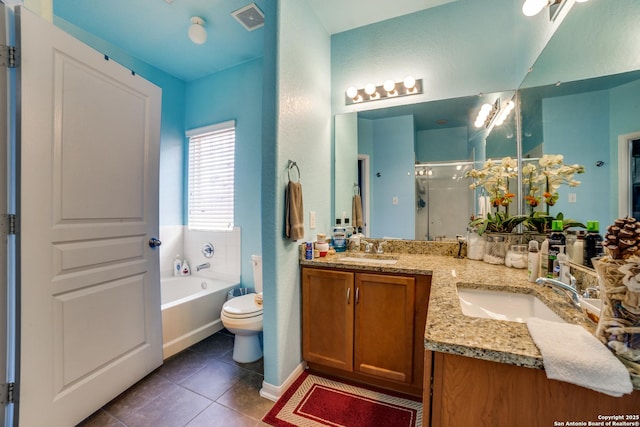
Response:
[618, 130, 640, 218]
[1, 2, 15, 425]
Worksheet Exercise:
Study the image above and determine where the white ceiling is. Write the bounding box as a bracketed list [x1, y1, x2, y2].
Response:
[308, 0, 460, 34]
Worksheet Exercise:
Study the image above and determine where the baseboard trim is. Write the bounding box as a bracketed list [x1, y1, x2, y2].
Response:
[260, 362, 306, 402]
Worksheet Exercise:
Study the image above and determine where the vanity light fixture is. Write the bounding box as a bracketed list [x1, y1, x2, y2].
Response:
[522, 0, 555, 16]
[522, 0, 587, 19]
[474, 100, 499, 128]
[493, 100, 515, 126]
[345, 76, 423, 105]
[474, 98, 514, 129]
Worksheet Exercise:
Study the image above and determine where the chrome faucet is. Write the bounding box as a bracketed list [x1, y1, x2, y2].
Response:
[196, 262, 210, 272]
[535, 277, 580, 308]
[362, 240, 374, 253]
[376, 241, 387, 254]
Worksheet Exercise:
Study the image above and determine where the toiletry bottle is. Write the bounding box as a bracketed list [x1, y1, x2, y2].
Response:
[173, 254, 182, 277]
[344, 218, 354, 238]
[539, 237, 549, 278]
[180, 260, 191, 276]
[570, 230, 585, 265]
[547, 220, 566, 278]
[527, 240, 540, 283]
[552, 245, 565, 279]
[557, 250, 572, 285]
[584, 220, 604, 268]
[332, 219, 347, 253]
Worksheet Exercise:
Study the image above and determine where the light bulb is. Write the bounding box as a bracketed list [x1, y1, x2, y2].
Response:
[364, 83, 376, 95]
[188, 17, 207, 44]
[522, 0, 548, 16]
[383, 80, 396, 93]
[346, 87, 358, 99]
[403, 76, 416, 89]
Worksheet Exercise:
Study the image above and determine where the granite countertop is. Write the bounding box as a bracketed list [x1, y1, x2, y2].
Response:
[300, 251, 595, 370]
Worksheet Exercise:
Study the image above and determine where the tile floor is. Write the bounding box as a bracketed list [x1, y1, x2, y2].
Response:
[78, 330, 275, 427]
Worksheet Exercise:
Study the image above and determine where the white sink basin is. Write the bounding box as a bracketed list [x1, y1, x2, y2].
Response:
[457, 287, 566, 323]
[339, 256, 398, 265]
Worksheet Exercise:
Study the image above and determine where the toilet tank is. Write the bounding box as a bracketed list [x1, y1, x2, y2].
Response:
[251, 255, 263, 293]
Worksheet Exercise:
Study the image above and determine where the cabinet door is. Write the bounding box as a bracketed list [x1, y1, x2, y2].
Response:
[302, 268, 355, 371]
[354, 273, 415, 383]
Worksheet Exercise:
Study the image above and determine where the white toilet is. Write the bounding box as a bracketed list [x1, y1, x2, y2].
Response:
[220, 255, 264, 363]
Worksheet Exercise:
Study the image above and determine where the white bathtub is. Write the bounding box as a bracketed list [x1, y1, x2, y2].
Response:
[161, 276, 238, 359]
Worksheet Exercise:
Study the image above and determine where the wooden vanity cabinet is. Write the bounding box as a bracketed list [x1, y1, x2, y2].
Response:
[301, 267, 430, 397]
[429, 352, 640, 427]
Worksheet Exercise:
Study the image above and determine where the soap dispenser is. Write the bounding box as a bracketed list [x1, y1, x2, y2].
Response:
[173, 255, 182, 277]
[180, 260, 191, 276]
[557, 250, 572, 285]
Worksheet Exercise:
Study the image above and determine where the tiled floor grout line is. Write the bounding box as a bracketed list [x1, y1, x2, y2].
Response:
[78, 330, 273, 426]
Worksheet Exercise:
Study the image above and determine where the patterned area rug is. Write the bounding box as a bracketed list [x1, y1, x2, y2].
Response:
[262, 372, 423, 427]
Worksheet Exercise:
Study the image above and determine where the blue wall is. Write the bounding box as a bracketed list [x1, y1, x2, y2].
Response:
[262, 0, 332, 389]
[543, 90, 610, 227]
[370, 116, 415, 239]
[185, 58, 264, 286]
[541, 77, 640, 229]
[416, 127, 469, 163]
[609, 79, 640, 222]
[331, 0, 559, 118]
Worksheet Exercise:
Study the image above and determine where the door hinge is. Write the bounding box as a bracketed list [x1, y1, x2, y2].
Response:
[0, 45, 17, 68]
[0, 382, 15, 404]
[3, 214, 16, 235]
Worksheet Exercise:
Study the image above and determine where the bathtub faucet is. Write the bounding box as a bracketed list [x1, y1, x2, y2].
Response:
[196, 262, 210, 272]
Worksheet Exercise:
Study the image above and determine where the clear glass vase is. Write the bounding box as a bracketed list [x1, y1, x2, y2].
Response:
[466, 229, 485, 260]
[592, 257, 640, 390]
[483, 234, 506, 265]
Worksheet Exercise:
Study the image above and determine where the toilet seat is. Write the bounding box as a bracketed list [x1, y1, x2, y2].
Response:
[222, 294, 263, 319]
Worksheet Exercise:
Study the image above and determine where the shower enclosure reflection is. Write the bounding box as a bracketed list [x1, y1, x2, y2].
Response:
[415, 161, 473, 241]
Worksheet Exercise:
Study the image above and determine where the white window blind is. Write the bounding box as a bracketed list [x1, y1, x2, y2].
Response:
[187, 120, 236, 231]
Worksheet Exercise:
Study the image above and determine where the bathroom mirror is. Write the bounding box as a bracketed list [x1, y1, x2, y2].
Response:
[335, 0, 640, 241]
[517, 0, 640, 231]
[335, 90, 516, 240]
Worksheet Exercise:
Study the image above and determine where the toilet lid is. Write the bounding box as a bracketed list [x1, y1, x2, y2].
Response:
[223, 294, 263, 319]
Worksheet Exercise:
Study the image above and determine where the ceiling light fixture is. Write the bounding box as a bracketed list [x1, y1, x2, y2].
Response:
[345, 76, 423, 105]
[188, 16, 207, 45]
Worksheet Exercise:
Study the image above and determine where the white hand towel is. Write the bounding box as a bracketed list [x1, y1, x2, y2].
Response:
[526, 317, 633, 396]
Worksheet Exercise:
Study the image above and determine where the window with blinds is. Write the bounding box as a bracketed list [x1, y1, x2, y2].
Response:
[187, 120, 236, 231]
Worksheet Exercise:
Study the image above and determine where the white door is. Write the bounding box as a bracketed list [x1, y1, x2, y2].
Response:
[17, 7, 163, 426]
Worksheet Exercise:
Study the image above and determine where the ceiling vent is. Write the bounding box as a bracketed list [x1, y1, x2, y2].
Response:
[231, 3, 264, 31]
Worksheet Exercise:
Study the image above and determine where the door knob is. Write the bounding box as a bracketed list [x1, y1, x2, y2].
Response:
[148, 237, 162, 248]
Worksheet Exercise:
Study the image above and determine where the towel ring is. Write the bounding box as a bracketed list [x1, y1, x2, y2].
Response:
[288, 160, 300, 182]
[353, 184, 360, 196]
